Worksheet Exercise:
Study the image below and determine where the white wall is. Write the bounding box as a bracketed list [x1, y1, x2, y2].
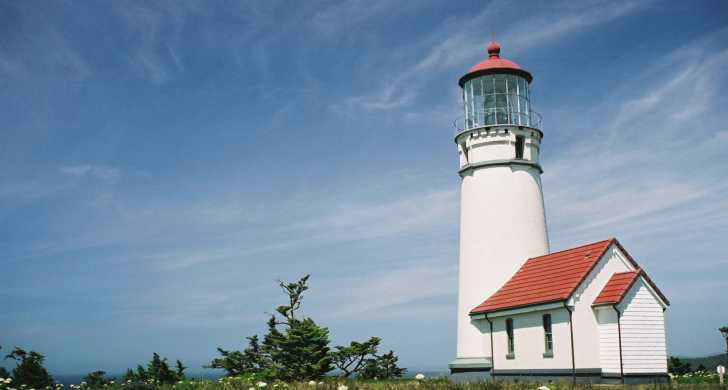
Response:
[454, 124, 549, 360]
[595, 307, 621, 374]
[489, 308, 572, 370]
[456, 164, 549, 359]
[569, 245, 635, 369]
[618, 279, 668, 374]
[457, 127, 541, 168]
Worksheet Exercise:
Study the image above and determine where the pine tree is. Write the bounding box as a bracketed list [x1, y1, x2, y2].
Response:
[175, 360, 187, 380]
[210, 275, 332, 381]
[330, 337, 380, 378]
[262, 275, 331, 381]
[359, 350, 406, 379]
[207, 336, 267, 376]
[4, 347, 55, 389]
[0, 346, 9, 379]
[122, 368, 136, 382]
[82, 370, 110, 387]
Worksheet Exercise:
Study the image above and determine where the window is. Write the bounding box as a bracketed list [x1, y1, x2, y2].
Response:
[515, 135, 525, 159]
[506, 318, 515, 358]
[543, 314, 553, 357]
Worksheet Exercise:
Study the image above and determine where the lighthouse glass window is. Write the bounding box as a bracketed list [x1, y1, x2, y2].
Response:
[463, 74, 531, 128]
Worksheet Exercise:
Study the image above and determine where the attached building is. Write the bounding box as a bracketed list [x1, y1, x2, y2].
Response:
[465, 238, 669, 383]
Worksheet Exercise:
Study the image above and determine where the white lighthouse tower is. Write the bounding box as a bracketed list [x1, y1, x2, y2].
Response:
[449, 41, 550, 378]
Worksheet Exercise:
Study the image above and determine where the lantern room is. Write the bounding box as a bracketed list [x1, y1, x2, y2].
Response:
[457, 42, 540, 130]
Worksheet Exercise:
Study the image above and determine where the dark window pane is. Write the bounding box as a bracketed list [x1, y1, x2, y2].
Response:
[483, 76, 495, 94]
[495, 75, 506, 94]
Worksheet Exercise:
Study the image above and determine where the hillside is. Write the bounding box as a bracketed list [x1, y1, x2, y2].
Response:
[677, 354, 727, 371]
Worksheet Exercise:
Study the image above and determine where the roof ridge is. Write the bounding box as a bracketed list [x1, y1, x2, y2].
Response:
[527, 238, 613, 261]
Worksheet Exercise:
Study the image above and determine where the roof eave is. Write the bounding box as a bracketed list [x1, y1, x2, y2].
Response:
[458, 67, 534, 87]
[470, 299, 568, 317]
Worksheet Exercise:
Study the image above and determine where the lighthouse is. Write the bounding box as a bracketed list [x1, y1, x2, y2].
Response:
[449, 41, 550, 379]
[447, 42, 671, 384]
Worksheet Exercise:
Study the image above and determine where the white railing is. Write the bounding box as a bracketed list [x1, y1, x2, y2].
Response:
[453, 109, 542, 134]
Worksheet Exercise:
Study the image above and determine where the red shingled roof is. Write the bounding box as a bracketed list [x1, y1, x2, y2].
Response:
[470, 238, 670, 315]
[593, 271, 640, 305]
[470, 239, 614, 314]
[458, 41, 533, 86]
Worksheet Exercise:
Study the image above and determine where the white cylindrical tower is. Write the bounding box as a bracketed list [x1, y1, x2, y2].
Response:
[450, 42, 550, 375]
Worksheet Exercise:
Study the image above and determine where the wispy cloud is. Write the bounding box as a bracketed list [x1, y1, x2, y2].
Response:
[340, 0, 651, 115]
[315, 259, 457, 321]
[149, 188, 458, 270]
[544, 27, 728, 249]
[60, 164, 121, 181]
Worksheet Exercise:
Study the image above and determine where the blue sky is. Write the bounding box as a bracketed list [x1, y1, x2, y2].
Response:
[2, 0, 728, 375]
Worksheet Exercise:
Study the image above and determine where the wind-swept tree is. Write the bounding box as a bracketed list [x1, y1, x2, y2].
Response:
[359, 350, 406, 379]
[82, 370, 112, 387]
[330, 337, 380, 378]
[668, 356, 692, 375]
[4, 347, 54, 389]
[208, 335, 266, 376]
[124, 353, 186, 384]
[209, 275, 332, 381]
[0, 346, 9, 379]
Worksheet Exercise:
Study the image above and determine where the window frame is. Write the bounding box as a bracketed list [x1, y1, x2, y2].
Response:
[515, 135, 525, 159]
[543, 313, 553, 358]
[505, 318, 515, 359]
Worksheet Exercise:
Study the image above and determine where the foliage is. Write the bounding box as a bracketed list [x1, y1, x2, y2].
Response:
[124, 353, 186, 385]
[330, 337, 381, 378]
[360, 350, 406, 379]
[668, 356, 693, 375]
[208, 336, 267, 377]
[210, 275, 333, 381]
[678, 353, 728, 372]
[46, 378, 728, 390]
[671, 369, 723, 384]
[4, 346, 55, 389]
[0, 346, 8, 379]
[83, 370, 113, 387]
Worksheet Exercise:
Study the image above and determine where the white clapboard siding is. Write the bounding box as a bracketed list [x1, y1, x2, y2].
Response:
[597, 307, 621, 373]
[619, 279, 668, 373]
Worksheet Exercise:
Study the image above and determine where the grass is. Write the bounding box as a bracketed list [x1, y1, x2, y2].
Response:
[3, 377, 727, 390]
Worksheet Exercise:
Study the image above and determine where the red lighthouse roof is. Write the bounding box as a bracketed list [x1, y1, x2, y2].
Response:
[458, 41, 533, 87]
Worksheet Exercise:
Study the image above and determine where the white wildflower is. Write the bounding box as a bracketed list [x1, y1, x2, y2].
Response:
[308, 381, 316, 386]
[415, 373, 425, 380]
[256, 382, 267, 388]
[317, 382, 323, 385]
[248, 387, 255, 390]
[538, 386, 551, 390]
[337, 385, 348, 390]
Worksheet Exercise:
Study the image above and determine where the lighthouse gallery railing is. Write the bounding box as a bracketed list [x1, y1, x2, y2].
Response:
[453, 108, 542, 135]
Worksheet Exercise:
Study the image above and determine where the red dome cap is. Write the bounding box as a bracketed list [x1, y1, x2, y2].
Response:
[458, 41, 533, 87]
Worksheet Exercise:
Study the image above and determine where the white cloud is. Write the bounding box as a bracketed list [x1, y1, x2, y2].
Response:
[314, 260, 457, 321]
[544, 28, 728, 249]
[60, 164, 120, 180]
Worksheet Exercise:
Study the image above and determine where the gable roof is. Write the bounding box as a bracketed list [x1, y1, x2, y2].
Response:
[593, 270, 669, 307]
[470, 238, 670, 315]
[470, 239, 613, 314]
[592, 271, 640, 305]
